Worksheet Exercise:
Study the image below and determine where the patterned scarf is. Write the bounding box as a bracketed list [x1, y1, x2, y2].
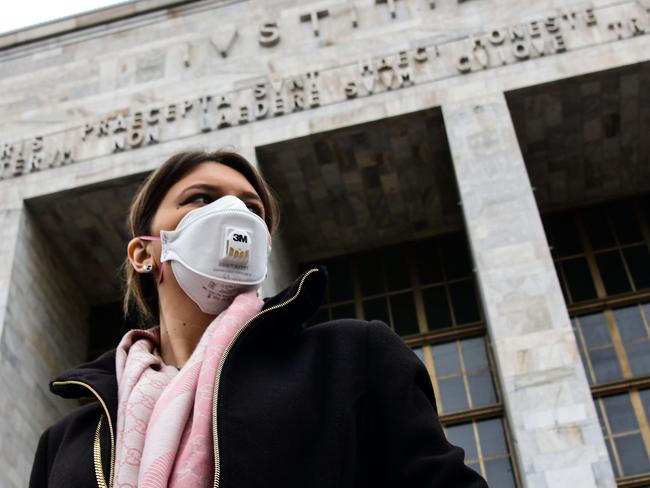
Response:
[113, 290, 263, 487]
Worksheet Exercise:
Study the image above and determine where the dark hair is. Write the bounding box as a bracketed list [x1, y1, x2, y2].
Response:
[120, 149, 280, 325]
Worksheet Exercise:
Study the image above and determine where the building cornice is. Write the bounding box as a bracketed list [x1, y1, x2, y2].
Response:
[0, 0, 202, 51]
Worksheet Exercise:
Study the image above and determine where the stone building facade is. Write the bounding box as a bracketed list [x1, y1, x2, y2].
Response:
[1, 0, 650, 486]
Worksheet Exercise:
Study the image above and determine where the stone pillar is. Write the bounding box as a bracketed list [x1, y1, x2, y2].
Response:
[442, 93, 615, 488]
[0, 199, 89, 487]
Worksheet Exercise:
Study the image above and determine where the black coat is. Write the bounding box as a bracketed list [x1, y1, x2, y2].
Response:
[29, 266, 489, 487]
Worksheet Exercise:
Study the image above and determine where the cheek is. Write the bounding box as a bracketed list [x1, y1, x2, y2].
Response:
[150, 206, 191, 234]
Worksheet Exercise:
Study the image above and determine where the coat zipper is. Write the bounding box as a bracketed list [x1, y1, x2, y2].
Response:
[212, 267, 319, 488]
[50, 379, 115, 488]
[94, 415, 109, 488]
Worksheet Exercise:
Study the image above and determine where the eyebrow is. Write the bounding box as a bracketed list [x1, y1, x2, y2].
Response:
[180, 183, 263, 204]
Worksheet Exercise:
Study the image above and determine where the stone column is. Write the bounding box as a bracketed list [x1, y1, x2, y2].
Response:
[442, 93, 615, 488]
[0, 198, 89, 487]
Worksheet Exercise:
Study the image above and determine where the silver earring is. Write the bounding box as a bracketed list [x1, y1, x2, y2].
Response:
[144, 263, 153, 272]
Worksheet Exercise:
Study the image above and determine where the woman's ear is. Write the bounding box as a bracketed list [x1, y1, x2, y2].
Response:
[127, 237, 154, 273]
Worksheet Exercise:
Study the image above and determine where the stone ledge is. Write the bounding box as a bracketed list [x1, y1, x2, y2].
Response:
[0, 0, 201, 51]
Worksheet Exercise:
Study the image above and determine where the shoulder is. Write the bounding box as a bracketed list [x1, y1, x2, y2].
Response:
[300, 318, 430, 393]
[302, 318, 394, 343]
[305, 318, 410, 345]
[300, 318, 414, 360]
[39, 401, 101, 447]
[31, 402, 101, 486]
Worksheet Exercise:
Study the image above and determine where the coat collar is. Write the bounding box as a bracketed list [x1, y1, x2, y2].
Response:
[48, 266, 328, 419]
[261, 265, 327, 318]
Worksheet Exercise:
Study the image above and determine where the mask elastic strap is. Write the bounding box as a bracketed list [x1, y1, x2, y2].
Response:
[139, 235, 164, 287]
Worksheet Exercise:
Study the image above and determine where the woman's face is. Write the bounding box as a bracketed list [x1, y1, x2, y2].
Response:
[149, 161, 265, 237]
[127, 161, 266, 282]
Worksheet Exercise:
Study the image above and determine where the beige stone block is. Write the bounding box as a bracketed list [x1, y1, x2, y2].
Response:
[545, 464, 597, 488]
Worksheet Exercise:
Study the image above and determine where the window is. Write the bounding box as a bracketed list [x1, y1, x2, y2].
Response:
[547, 198, 650, 305]
[416, 337, 497, 414]
[308, 233, 483, 335]
[545, 193, 650, 486]
[302, 231, 519, 485]
[445, 418, 517, 488]
[597, 391, 650, 478]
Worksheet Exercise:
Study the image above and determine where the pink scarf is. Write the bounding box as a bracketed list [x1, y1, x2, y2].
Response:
[113, 290, 263, 488]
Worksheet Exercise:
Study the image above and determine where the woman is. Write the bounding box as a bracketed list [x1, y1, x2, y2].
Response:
[29, 150, 489, 487]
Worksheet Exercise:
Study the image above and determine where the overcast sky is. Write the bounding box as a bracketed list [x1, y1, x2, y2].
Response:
[0, 0, 131, 35]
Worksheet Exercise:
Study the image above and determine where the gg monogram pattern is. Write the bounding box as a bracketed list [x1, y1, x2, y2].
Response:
[113, 291, 263, 487]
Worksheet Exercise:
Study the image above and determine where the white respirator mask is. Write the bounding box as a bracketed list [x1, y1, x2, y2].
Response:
[139, 195, 271, 315]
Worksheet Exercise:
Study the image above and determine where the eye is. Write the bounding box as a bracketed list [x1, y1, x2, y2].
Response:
[246, 202, 264, 218]
[181, 193, 264, 216]
[182, 192, 213, 205]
